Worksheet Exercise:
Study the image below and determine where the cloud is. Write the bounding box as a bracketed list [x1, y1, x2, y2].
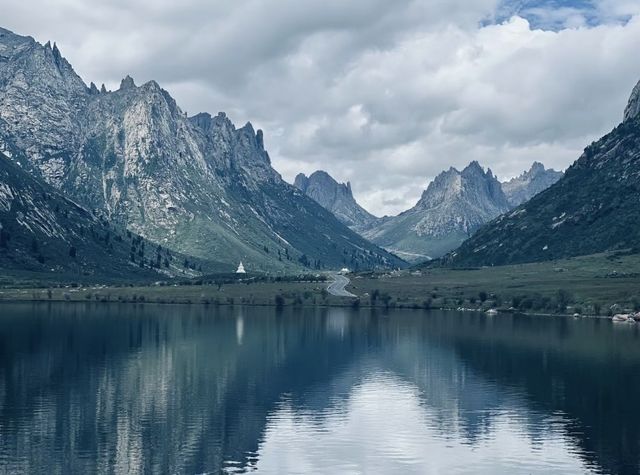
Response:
[2, 1, 640, 215]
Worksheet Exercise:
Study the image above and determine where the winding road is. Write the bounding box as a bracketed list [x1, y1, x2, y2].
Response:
[327, 274, 357, 298]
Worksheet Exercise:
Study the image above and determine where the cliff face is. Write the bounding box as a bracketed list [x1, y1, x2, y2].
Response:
[0, 151, 178, 280]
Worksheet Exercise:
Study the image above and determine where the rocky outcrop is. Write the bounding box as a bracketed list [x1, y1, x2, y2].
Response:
[501, 162, 563, 207]
[294, 171, 377, 231]
[624, 79, 640, 122]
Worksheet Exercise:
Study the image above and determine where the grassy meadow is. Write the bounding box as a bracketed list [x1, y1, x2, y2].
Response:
[1, 251, 639, 316]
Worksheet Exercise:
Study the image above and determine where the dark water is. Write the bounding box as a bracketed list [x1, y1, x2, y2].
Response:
[1, 304, 640, 474]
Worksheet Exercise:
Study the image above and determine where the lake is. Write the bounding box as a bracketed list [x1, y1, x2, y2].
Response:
[0, 303, 639, 474]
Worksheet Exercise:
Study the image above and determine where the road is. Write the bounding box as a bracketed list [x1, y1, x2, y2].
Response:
[327, 274, 357, 298]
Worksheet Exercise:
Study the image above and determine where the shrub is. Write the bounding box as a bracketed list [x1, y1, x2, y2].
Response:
[512, 296, 522, 308]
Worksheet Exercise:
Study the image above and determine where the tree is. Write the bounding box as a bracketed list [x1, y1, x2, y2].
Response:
[556, 289, 572, 313]
[69, 246, 77, 258]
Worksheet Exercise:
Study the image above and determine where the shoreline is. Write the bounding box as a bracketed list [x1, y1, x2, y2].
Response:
[0, 294, 617, 321]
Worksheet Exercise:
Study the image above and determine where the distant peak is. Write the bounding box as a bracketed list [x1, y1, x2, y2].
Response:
[309, 170, 333, 180]
[256, 129, 264, 150]
[141, 79, 161, 91]
[100, 83, 107, 93]
[530, 161, 545, 172]
[624, 79, 640, 122]
[119, 75, 136, 90]
[240, 121, 255, 135]
[465, 160, 483, 171]
[461, 161, 486, 177]
[89, 82, 99, 95]
[294, 173, 309, 192]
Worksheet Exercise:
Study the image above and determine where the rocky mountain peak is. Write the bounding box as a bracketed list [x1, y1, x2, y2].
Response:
[462, 160, 484, 176]
[530, 161, 545, 173]
[52, 42, 61, 61]
[294, 170, 377, 231]
[364, 161, 511, 262]
[294, 173, 309, 191]
[417, 162, 507, 211]
[119, 75, 136, 90]
[624, 79, 640, 122]
[502, 162, 563, 207]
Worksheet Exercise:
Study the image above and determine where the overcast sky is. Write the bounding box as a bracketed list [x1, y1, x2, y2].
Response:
[3, 0, 640, 215]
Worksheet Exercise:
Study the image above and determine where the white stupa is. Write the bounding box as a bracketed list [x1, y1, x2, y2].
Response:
[236, 261, 246, 274]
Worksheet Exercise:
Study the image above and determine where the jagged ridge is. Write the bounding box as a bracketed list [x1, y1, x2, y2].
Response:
[0, 27, 404, 273]
[363, 162, 511, 262]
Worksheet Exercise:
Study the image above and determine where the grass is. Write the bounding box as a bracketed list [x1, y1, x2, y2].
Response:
[1, 252, 639, 316]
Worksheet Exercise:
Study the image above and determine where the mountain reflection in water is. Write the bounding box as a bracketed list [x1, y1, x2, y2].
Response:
[0, 304, 638, 474]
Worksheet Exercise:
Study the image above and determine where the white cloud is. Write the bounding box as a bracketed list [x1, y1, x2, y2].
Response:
[2, 1, 640, 215]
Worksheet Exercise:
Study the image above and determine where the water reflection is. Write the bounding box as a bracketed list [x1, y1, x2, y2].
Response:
[0, 304, 638, 474]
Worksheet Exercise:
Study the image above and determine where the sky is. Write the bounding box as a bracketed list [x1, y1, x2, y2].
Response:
[3, 0, 640, 216]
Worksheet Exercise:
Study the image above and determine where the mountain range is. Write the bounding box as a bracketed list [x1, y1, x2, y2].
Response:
[297, 162, 562, 262]
[446, 80, 640, 267]
[2, 23, 636, 278]
[0, 27, 404, 276]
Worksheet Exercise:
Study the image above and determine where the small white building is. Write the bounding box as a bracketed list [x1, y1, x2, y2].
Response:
[236, 262, 246, 274]
[339, 268, 350, 275]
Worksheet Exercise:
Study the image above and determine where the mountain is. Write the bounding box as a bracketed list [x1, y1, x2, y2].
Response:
[294, 171, 378, 231]
[0, 152, 189, 281]
[445, 79, 640, 267]
[501, 162, 563, 207]
[0, 27, 403, 273]
[363, 162, 511, 262]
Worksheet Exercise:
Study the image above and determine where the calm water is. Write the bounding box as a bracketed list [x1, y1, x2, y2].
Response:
[1, 304, 640, 474]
